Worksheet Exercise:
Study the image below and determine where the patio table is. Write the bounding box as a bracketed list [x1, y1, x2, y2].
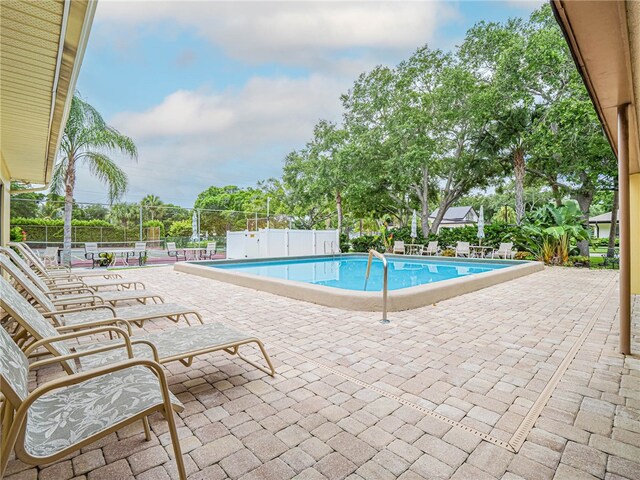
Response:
[469, 245, 493, 258]
[405, 244, 424, 255]
[98, 248, 134, 267]
[181, 247, 206, 261]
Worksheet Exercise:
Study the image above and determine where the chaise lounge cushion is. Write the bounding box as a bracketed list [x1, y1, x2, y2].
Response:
[24, 366, 183, 458]
[77, 323, 256, 369]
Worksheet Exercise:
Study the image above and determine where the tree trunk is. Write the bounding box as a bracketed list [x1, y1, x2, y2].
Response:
[551, 183, 563, 207]
[420, 166, 430, 236]
[336, 191, 343, 234]
[608, 189, 618, 253]
[513, 148, 525, 225]
[574, 189, 593, 257]
[62, 155, 76, 266]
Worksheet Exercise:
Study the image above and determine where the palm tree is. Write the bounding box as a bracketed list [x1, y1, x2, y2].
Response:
[141, 194, 163, 220]
[51, 95, 137, 265]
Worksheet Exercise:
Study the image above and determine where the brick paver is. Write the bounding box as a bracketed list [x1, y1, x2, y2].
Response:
[4, 266, 639, 479]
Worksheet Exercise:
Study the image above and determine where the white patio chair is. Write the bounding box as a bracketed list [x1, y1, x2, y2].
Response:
[492, 242, 515, 259]
[127, 242, 148, 266]
[41, 246, 59, 267]
[0, 327, 187, 479]
[166, 242, 185, 261]
[204, 241, 217, 259]
[455, 241, 471, 257]
[392, 241, 405, 254]
[423, 241, 439, 256]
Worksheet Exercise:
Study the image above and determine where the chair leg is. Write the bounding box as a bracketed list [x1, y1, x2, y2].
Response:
[166, 409, 186, 480]
[142, 417, 152, 441]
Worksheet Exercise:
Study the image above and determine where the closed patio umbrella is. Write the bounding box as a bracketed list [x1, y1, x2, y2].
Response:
[411, 210, 417, 240]
[477, 206, 485, 245]
[191, 210, 199, 242]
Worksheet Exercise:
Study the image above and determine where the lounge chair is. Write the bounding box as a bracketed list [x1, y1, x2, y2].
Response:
[392, 241, 405, 254]
[167, 242, 185, 261]
[10, 242, 121, 279]
[1, 248, 164, 306]
[127, 242, 148, 266]
[492, 242, 515, 259]
[6, 246, 146, 291]
[204, 241, 217, 259]
[0, 327, 187, 479]
[0, 276, 276, 376]
[455, 241, 471, 257]
[422, 241, 439, 256]
[0, 255, 203, 329]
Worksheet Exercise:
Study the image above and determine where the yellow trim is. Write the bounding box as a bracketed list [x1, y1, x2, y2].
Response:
[630, 173, 640, 294]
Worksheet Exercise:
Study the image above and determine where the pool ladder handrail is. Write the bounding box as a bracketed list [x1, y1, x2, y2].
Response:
[363, 249, 389, 324]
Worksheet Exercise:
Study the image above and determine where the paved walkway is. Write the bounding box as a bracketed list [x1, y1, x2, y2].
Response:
[5, 266, 639, 480]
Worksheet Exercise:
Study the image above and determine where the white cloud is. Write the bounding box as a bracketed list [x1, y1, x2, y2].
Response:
[96, 1, 458, 66]
[112, 74, 345, 144]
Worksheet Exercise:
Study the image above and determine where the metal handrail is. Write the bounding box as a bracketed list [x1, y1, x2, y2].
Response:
[363, 249, 389, 323]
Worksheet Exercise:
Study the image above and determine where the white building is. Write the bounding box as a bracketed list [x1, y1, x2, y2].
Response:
[589, 211, 619, 239]
[428, 206, 478, 233]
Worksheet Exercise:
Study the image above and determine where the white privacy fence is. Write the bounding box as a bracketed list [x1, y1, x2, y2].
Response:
[226, 229, 339, 259]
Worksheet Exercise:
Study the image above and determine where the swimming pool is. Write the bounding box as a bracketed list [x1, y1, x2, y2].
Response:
[210, 256, 509, 291]
[175, 254, 543, 312]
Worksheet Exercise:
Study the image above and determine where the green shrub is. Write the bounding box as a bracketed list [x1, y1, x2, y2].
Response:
[339, 233, 350, 252]
[441, 248, 456, 257]
[168, 220, 192, 237]
[568, 255, 590, 267]
[351, 235, 384, 252]
[10, 226, 23, 242]
[513, 251, 532, 260]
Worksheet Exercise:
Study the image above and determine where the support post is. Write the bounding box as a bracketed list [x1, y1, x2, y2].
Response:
[618, 104, 631, 355]
[139, 204, 143, 241]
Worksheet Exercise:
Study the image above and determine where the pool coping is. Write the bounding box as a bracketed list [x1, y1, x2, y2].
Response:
[174, 253, 544, 312]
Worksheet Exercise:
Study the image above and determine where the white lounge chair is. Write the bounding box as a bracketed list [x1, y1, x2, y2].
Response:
[0, 327, 187, 479]
[392, 241, 405, 254]
[423, 241, 439, 256]
[455, 241, 471, 257]
[492, 242, 516, 259]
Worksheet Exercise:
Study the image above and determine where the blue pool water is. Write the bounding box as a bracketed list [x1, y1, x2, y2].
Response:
[206, 256, 511, 292]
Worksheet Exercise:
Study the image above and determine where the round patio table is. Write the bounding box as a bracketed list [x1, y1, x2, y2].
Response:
[181, 247, 206, 261]
[469, 245, 493, 258]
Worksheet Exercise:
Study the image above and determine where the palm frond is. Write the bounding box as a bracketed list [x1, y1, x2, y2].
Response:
[84, 153, 129, 203]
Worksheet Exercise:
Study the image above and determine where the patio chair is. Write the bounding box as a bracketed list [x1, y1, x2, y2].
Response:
[204, 241, 217, 259]
[1, 248, 165, 307]
[5, 246, 148, 293]
[84, 242, 102, 268]
[422, 241, 439, 256]
[41, 246, 59, 267]
[167, 242, 185, 261]
[0, 255, 203, 329]
[392, 241, 405, 254]
[127, 242, 148, 266]
[0, 327, 187, 479]
[455, 241, 471, 257]
[0, 276, 276, 376]
[10, 242, 121, 279]
[602, 248, 620, 269]
[492, 242, 515, 259]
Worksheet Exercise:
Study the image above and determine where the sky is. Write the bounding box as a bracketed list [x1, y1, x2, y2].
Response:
[73, 0, 543, 207]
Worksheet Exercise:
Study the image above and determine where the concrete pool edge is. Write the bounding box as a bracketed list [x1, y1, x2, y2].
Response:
[173, 254, 544, 312]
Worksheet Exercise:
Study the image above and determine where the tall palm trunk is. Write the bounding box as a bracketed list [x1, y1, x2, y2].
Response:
[62, 154, 76, 266]
[513, 147, 525, 225]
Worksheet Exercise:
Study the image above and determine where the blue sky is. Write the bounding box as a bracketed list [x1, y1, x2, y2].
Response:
[74, 0, 543, 206]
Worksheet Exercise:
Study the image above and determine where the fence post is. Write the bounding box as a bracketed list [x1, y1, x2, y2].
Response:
[100, 227, 103, 243]
[45, 225, 48, 244]
[139, 205, 143, 241]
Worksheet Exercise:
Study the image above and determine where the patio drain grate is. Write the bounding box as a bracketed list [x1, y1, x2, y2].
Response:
[274, 272, 618, 453]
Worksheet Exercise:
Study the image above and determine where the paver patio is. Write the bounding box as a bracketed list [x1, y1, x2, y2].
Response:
[4, 265, 639, 480]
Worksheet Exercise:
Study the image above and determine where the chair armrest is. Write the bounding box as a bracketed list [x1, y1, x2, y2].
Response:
[42, 304, 117, 317]
[55, 318, 133, 336]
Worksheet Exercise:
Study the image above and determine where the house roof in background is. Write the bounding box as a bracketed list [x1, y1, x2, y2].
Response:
[589, 211, 619, 223]
[429, 206, 476, 221]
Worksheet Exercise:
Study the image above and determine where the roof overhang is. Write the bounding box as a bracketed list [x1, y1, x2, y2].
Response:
[551, 0, 640, 175]
[0, 0, 97, 186]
